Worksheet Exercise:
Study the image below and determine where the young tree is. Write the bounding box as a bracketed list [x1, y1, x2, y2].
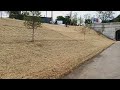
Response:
[85, 19, 92, 24]
[66, 11, 72, 25]
[65, 16, 71, 27]
[81, 27, 87, 41]
[24, 11, 41, 42]
[84, 14, 92, 27]
[97, 11, 114, 23]
[71, 12, 78, 25]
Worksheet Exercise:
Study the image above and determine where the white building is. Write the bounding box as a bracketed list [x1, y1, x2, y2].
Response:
[57, 20, 63, 25]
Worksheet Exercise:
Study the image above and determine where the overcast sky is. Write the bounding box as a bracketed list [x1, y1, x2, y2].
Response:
[41, 11, 120, 21]
[2, 11, 120, 21]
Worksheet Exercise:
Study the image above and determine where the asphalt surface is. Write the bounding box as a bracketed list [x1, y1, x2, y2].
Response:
[62, 41, 120, 79]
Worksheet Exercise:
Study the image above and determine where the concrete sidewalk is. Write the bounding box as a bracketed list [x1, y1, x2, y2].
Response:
[62, 42, 120, 79]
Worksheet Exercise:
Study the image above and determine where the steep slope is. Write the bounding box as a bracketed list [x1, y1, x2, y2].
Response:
[0, 18, 115, 79]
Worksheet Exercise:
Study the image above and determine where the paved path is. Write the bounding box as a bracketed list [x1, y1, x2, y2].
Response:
[62, 42, 120, 79]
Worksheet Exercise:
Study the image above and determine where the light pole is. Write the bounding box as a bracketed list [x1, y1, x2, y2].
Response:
[51, 11, 53, 23]
[1, 11, 2, 19]
[46, 11, 47, 17]
[70, 11, 72, 25]
[70, 11, 72, 18]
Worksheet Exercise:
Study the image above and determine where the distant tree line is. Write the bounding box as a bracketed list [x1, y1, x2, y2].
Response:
[97, 11, 115, 23]
[7, 11, 42, 21]
[56, 14, 92, 26]
[7, 11, 120, 24]
[56, 15, 79, 26]
[8, 11, 25, 20]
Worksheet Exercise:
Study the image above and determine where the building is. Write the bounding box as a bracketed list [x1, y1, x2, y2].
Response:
[41, 17, 52, 23]
[56, 20, 63, 25]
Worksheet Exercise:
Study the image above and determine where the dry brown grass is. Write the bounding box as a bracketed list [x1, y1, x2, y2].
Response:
[0, 18, 115, 79]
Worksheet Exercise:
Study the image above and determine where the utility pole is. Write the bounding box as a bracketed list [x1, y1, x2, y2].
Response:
[70, 11, 72, 25]
[1, 11, 2, 19]
[70, 11, 72, 18]
[46, 11, 47, 17]
[51, 11, 53, 23]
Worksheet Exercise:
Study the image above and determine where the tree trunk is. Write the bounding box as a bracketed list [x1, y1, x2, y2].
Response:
[84, 34, 85, 41]
[32, 14, 35, 42]
[65, 22, 67, 27]
[102, 23, 104, 33]
[32, 27, 35, 42]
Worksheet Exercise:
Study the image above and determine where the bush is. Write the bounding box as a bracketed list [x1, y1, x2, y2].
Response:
[9, 14, 24, 20]
[85, 19, 92, 24]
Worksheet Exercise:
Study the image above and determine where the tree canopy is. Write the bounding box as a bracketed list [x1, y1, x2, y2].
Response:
[56, 16, 65, 24]
[97, 11, 114, 23]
